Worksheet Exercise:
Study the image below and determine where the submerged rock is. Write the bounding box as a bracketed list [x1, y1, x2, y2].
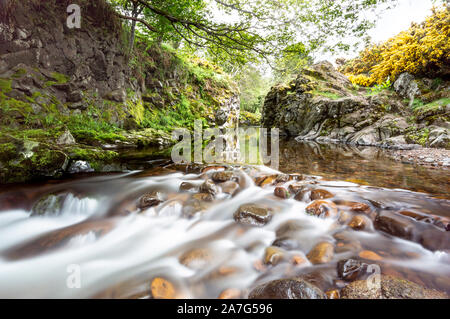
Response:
[305, 200, 338, 218]
[306, 242, 334, 264]
[138, 191, 164, 210]
[233, 204, 273, 227]
[340, 275, 447, 299]
[31, 193, 67, 217]
[248, 278, 326, 299]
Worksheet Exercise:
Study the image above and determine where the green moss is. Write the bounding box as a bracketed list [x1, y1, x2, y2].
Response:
[68, 147, 119, 169]
[311, 90, 343, 100]
[12, 68, 27, 79]
[0, 142, 17, 161]
[0, 78, 12, 93]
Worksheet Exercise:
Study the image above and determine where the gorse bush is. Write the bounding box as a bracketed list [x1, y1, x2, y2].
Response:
[342, 6, 450, 87]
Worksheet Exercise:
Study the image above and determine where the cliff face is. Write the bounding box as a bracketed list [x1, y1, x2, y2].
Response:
[0, 0, 239, 183]
[262, 61, 449, 150]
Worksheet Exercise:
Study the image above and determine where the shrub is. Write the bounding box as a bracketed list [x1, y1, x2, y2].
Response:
[342, 6, 450, 86]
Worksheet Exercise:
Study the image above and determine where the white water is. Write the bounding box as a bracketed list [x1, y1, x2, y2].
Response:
[0, 168, 449, 298]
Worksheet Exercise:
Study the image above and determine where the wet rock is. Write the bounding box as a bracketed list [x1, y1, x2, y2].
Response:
[420, 229, 450, 251]
[272, 236, 300, 250]
[274, 186, 290, 199]
[374, 211, 416, 240]
[179, 248, 212, 270]
[276, 220, 305, 237]
[337, 259, 369, 281]
[220, 181, 239, 195]
[248, 278, 326, 299]
[179, 182, 199, 193]
[288, 173, 303, 181]
[340, 275, 447, 299]
[138, 191, 164, 210]
[199, 179, 219, 196]
[211, 171, 237, 183]
[150, 277, 176, 299]
[288, 182, 307, 194]
[291, 255, 307, 265]
[338, 211, 352, 224]
[219, 288, 242, 299]
[191, 193, 214, 202]
[306, 242, 334, 264]
[263, 246, 284, 266]
[67, 160, 94, 174]
[346, 202, 372, 214]
[348, 215, 370, 231]
[233, 204, 273, 227]
[182, 199, 209, 218]
[399, 210, 448, 231]
[305, 200, 338, 218]
[358, 250, 383, 261]
[294, 187, 311, 201]
[310, 189, 334, 200]
[326, 290, 340, 299]
[31, 193, 67, 216]
[255, 175, 278, 187]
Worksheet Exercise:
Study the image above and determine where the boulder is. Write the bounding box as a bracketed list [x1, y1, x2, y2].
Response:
[233, 204, 273, 227]
[341, 275, 447, 299]
[248, 278, 326, 299]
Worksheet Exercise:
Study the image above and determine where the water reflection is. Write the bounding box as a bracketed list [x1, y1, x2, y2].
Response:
[277, 140, 450, 199]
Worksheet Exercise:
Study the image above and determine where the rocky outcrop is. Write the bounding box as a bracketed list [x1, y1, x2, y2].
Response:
[262, 62, 450, 150]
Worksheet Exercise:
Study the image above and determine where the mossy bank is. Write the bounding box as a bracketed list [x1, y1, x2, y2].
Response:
[0, 0, 239, 183]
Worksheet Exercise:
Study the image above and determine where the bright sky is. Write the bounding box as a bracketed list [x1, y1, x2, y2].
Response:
[319, 0, 438, 62]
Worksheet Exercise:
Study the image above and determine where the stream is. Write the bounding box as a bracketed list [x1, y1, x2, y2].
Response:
[0, 140, 449, 298]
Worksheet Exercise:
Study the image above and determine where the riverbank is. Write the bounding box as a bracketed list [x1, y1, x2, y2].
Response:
[387, 147, 450, 169]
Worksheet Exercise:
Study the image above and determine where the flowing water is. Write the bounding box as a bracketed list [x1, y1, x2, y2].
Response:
[0, 140, 449, 298]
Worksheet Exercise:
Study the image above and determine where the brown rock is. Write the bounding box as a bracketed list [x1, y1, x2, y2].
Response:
[337, 259, 369, 281]
[289, 182, 307, 194]
[292, 255, 307, 265]
[191, 193, 214, 202]
[179, 248, 212, 269]
[211, 171, 237, 183]
[307, 242, 334, 264]
[310, 189, 334, 200]
[199, 179, 220, 196]
[220, 181, 239, 195]
[374, 211, 416, 240]
[150, 277, 176, 299]
[138, 191, 163, 210]
[276, 220, 304, 237]
[340, 275, 448, 299]
[274, 186, 290, 199]
[359, 250, 383, 261]
[219, 288, 242, 299]
[264, 246, 284, 265]
[305, 200, 338, 218]
[248, 278, 326, 299]
[326, 290, 340, 299]
[348, 215, 370, 231]
[179, 182, 198, 193]
[233, 204, 273, 227]
[420, 229, 450, 251]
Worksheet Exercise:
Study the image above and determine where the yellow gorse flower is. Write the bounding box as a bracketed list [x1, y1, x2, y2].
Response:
[341, 6, 450, 87]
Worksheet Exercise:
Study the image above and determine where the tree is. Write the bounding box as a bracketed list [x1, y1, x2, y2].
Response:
[113, 0, 398, 67]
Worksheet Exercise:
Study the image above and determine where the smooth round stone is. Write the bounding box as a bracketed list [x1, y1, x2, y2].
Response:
[233, 204, 273, 227]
